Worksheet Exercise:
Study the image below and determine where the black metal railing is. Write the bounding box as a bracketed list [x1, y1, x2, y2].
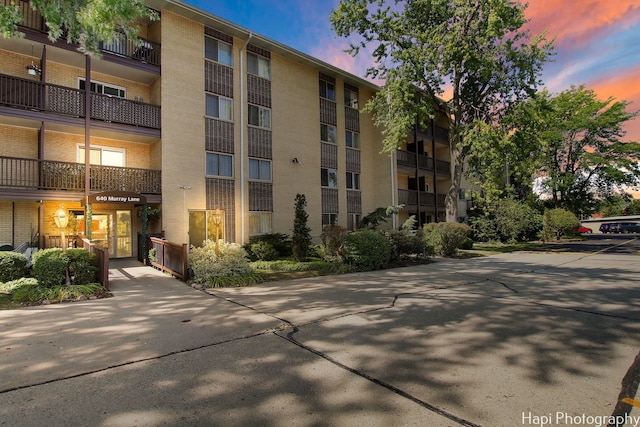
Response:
[0, 156, 161, 194]
[398, 189, 448, 208]
[4, 0, 160, 66]
[0, 73, 160, 129]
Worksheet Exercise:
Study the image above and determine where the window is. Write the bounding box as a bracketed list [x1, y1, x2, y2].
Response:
[247, 52, 271, 79]
[321, 168, 338, 188]
[249, 212, 273, 235]
[79, 78, 125, 98]
[346, 130, 360, 149]
[77, 145, 125, 166]
[249, 158, 271, 181]
[248, 104, 271, 129]
[206, 94, 233, 121]
[459, 189, 466, 200]
[322, 213, 338, 226]
[319, 80, 335, 100]
[344, 88, 358, 109]
[346, 172, 360, 190]
[206, 152, 233, 177]
[205, 36, 232, 66]
[347, 214, 361, 231]
[321, 123, 337, 143]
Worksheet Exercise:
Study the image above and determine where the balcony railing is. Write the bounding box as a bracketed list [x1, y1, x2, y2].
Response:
[397, 150, 450, 176]
[0, 156, 161, 194]
[0, 73, 160, 129]
[398, 190, 447, 208]
[4, 0, 160, 66]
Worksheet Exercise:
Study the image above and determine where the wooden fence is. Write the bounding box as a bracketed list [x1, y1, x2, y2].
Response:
[81, 238, 110, 290]
[149, 237, 188, 281]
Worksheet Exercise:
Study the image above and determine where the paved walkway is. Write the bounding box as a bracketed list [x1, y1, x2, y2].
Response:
[1, 253, 639, 426]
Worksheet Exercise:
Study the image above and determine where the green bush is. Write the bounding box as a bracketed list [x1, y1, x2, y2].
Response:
[386, 230, 428, 259]
[423, 222, 472, 256]
[245, 233, 292, 259]
[188, 240, 253, 285]
[66, 248, 98, 285]
[321, 224, 346, 256]
[542, 208, 580, 241]
[0, 251, 28, 283]
[469, 199, 542, 243]
[31, 248, 67, 288]
[10, 279, 104, 303]
[341, 229, 391, 271]
[249, 241, 278, 261]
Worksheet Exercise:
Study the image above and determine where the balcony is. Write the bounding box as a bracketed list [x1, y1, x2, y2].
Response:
[398, 189, 447, 208]
[0, 156, 161, 194]
[4, 0, 160, 67]
[397, 150, 450, 176]
[0, 73, 160, 129]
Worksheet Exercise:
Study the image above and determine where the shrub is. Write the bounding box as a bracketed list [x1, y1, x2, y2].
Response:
[31, 248, 67, 288]
[188, 240, 253, 285]
[423, 222, 472, 256]
[0, 252, 28, 283]
[65, 248, 98, 285]
[249, 241, 278, 261]
[341, 229, 392, 271]
[11, 280, 104, 303]
[245, 233, 292, 259]
[321, 224, 346, 256]
[292, 194, 312, 261]
[542, 208, 580, 241]
[469, 199, 542, 243]
[386, 230, 427, 259]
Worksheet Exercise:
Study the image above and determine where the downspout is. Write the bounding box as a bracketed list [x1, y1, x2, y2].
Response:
[239, 32, 253, 244]
[84, 54, 92, 239]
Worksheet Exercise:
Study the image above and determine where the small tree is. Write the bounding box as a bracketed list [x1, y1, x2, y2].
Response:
[292, 194, 312, 261]
[542, 208, 580, 241]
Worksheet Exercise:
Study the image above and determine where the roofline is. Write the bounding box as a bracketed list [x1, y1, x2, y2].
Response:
[146, 0, 381, 92]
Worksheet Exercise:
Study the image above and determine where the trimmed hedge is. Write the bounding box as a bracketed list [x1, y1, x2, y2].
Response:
[341, 229, 392, 271]
[0, 251, 28, 283]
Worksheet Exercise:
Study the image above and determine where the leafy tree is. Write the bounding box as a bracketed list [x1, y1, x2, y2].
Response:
[600, 194, 631, 218]
[624, 199, 640, 216]
[292, 194, 312, 262]
[0, 0, 157, 55]
[512, 86, 640, 217]
[358, 205, 403, 229]
[542, 208, 579, 241]
[331, 0, 553, 221]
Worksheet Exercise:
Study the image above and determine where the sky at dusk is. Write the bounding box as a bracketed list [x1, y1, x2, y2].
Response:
[191, 0, 640, 142]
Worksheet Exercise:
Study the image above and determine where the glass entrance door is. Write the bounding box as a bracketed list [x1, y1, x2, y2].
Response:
[76, 210, 132, 258]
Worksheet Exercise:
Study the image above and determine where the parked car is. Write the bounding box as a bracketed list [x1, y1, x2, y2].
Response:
[571, 226, 592, 234]
[612, 222, 640, 233]
[599, 223, 617, 233]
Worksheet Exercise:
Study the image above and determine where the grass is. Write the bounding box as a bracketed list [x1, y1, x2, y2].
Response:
[459, 241, 550, 256]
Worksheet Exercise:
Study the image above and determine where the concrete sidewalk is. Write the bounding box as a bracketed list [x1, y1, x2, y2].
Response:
[1, 253, 639, 426]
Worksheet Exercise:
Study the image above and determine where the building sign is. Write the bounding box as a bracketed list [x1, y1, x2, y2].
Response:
[89, 191, 147, 204]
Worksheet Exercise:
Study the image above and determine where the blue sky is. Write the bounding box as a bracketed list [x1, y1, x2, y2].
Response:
[190, 0, 640, 141]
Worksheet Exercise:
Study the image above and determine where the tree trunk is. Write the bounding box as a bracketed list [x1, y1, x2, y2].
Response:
[446, 145, 463, 222]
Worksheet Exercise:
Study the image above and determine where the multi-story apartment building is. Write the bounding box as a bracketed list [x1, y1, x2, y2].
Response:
[0, 0, 468, 259]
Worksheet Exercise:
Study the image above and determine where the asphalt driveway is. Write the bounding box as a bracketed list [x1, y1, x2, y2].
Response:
[1, 249, 639, 426]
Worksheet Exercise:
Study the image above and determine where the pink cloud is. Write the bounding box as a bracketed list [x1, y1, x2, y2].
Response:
[587, 64, 640, 142]
[523, 0, 640, 45]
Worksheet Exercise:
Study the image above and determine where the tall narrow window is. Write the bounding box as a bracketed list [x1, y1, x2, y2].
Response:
[247, 52, 271, 79]
[346, 130, 360, 149]
[346, 172, 360, 190]
[344, 88, 358, 109]
[205, 36, 232, 66]
[321, 124, 337, 143]
[206, 94, 233, 121]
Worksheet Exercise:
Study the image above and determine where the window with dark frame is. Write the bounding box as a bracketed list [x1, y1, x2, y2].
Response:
[321, 168, 338, 188]
[205, 36, 232, 66]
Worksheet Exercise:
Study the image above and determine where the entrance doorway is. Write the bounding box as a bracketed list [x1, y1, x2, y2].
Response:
[77, 210, 132, 258]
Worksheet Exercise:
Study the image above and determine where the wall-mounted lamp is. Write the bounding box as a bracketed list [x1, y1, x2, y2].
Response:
[25, 62, 41, 76]
[292, 157, 301, 164]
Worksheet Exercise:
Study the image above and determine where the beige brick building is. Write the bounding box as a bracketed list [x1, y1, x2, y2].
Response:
[0, 0, 464, 259]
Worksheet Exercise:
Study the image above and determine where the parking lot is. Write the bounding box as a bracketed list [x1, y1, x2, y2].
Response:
[1, 244, 639, 426]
